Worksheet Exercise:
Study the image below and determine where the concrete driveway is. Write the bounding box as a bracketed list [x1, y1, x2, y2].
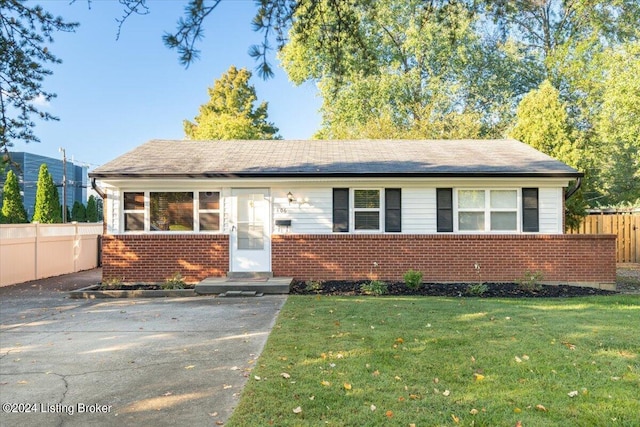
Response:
[0, 269, 287, 426]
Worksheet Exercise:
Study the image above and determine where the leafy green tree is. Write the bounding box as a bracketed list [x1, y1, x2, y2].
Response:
[593, 42, 640, 206]
[184, 66, 280, 140]
[510, 80, 588, 228]
[32, 164, 61, 223]
[1, 169, 28, 223]
[86, 195, 98, 222]
[71, 200, 87, 222]
[0, 1, 78, 154]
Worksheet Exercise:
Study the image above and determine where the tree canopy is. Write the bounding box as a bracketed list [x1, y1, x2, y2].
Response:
[2, 0, 638, 209]
[184, 65, 280, 140]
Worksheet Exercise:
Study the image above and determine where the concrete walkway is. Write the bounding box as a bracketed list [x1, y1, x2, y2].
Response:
[0, 269, 287, 426]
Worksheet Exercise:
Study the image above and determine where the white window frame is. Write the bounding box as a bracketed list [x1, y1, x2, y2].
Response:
[453, 189, 520, 233]
[196, 191, 222, 233]
[351, 188, 383, 232]
[122, 192, 146, 232]
[121, 190, 222, 233]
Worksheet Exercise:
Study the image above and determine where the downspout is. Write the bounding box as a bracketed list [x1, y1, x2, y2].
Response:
[564, 177, 582, 200]
[91, 178, 106, 199]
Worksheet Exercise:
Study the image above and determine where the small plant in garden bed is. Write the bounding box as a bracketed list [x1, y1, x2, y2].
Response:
[403, 269, 423, 290]
[100, 277, 124, 290]
[360, 280, 388, 295]
[162, 272, 186, 290]
[466, 283, 488, 296]
[517, 270, 544, 292]
[304, 279, 324, 293]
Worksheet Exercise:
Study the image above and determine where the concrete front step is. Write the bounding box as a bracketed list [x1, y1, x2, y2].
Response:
[195, 276, 292, 295]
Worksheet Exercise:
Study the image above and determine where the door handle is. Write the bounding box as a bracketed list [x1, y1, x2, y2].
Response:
[231, 225, 236, 232]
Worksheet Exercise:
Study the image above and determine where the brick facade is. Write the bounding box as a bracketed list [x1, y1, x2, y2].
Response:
[272, 234, 616, 287]
[101, 233, 616, 287]
[102, 234, 229, 283]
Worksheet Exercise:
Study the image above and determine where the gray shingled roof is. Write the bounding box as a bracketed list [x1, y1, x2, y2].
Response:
[90, 139, 582, 178]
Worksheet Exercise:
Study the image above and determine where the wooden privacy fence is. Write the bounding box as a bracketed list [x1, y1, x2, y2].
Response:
[568, 210, 640, 263]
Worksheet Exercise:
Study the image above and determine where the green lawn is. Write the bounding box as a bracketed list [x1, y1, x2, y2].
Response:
[228, 295, 639, 426]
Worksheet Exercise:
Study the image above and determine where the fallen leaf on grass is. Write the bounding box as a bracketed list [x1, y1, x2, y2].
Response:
[514, 408, 522, 413]
[293, 406, 302, 414]
[321, 380, 331, 387]
[395, 337, 404, 344]
[561, 341, 576, 350]
[535, 404, 547, 412]
[344, 383, 352, 390]
[568, 390, 578, 398]
[370, 404, 376, 411]
[281, 373, 291, 379]
[451, 414, 460, 423]
[470, 408, 479, 415]
[473, 373, 485, 381]
[443, 390, 451, 396]
[385, 410, 393, 418]
[515, 356, 523, 363]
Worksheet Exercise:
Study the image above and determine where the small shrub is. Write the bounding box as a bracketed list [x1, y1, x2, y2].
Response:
[403, 269, 423, 290]
[361, 280, 388, 296]
[100, 277, 123, 290]
[162, 272, 186, 290]
[305, 279, 324, 293]
[466, 283, 488, 296]
[517, 271, 544, 292]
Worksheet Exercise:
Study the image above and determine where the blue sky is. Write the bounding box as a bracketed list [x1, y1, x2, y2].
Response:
[12, 1, 322, 170]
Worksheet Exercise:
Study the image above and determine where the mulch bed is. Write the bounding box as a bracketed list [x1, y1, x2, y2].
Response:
[290, 280, 618, 298]
[99, 284, 196, 291]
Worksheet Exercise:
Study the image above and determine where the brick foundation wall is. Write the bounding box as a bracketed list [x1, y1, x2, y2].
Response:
[102, 234, 229, 283]
[272, 234, 616, 287]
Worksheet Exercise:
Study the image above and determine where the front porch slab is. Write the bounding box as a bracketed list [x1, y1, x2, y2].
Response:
[195, 277, 292, 295]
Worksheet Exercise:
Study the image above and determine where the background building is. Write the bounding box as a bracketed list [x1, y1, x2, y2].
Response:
[1, 152, 88, 221]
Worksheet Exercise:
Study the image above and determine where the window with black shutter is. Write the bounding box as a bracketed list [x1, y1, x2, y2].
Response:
[437, 188, 453, 232]
[332, 188, 349, 232]
[522, 188, 539, 232]
[385, 189, 401, 232]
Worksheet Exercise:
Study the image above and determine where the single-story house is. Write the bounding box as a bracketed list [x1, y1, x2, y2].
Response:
[89, 139, 616, 288]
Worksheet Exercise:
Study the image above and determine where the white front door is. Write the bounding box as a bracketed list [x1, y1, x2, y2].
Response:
[230, 189, 271, 272]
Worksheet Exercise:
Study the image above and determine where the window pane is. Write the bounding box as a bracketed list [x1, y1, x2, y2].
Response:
[355, 212, 380, 230]
[459, 212, 484, 231]
[238, 223, 264, 249]
[124, 213, 144, 231]
[199, 212, 220, 231]
[354, 190, 380, 209]
[491, 212, 517, 230]
[491, 190, 517, 209]
[458, 190, 484, 209]
[199, 192, 220, 210]
[124, 192, 144, 210]
[150, 192, 193, 231]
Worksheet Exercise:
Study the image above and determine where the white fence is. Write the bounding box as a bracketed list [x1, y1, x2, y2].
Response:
[0, 223, 102, 287]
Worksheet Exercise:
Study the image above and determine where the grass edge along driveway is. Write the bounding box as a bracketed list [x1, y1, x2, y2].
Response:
[229, 295, 639, 426]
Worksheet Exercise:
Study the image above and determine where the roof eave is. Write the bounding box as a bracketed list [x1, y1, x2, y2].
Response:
[89, 171, 584, 179]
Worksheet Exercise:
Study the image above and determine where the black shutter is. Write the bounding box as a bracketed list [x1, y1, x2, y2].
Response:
[522, 188, 539, 232]
[333, 188, 349, 232]
[436, 188, 453, 232]
[385, 189, 401, 232]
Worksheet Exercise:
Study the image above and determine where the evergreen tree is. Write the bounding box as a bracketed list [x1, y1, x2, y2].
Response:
[1, 170, 28, 223]
[32, 164, 61, 223]
[86, 195, 98, 222]
[184, 66, 280, 140]
[71, 200, 87, 222]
